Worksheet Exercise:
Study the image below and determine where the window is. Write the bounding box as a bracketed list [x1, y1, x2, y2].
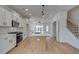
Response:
[35, 25, 43, 33]
[35, 25, 49, 34]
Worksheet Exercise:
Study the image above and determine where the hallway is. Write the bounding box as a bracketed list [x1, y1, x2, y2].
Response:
[8, 36, 79, 54]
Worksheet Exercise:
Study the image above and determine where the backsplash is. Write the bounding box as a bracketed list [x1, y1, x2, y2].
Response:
[0, 27, 10, 34]
[0, 27, 23, 34]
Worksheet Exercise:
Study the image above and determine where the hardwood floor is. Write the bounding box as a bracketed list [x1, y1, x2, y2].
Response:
[8, 36, 79, 54]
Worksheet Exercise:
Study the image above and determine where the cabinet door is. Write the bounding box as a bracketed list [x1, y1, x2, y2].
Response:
[12, 11, 18, 21]
[3, 37, 10, 53]
[0, 37, 9, 54]
[18, 17, 21, 27]
[21, 18, 25, 27]
[0, 7, 11, 27]
[18, 16, 24, 27]
[9, 34, 16, 50]
[12, 34, 16, 46]
[0, 8, 3, 26]
[1, 8, 7, 26]
[0, 38, 4, 53]
[0, 34, 16, 54]
[0, 8, 5, 26]
[12, 12, 16, 21]
[4, 10, 12, 27]
[20, 17, 24, 27]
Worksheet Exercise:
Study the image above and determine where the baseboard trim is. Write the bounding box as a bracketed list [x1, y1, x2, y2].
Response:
[60, 42, 79, 50]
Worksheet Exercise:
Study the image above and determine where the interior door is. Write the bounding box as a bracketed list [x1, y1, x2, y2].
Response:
[53, 22, 56, 38]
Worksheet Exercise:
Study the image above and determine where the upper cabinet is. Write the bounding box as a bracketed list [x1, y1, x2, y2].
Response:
[0, 7, 12, 27]
[12, 11, 24, 28]
[12, 11, 18, 21]
[0, 7, 24, 28]
[5, 9, 12, 27]
[0, 7, 5, 26]
[18, 16, 24, 27]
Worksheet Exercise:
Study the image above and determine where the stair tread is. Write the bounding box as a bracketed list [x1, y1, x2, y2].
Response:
[67, 20, 79, 38]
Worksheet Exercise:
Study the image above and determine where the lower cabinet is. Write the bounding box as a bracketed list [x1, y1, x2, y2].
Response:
[0, 34, 16, 54]
[9, 34, 16, 50]
[0, 37, 9, 53]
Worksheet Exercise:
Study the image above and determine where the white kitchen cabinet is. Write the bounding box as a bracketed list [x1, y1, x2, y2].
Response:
[0, 7, 12, 27]
[4, 10, 12, 27]
[18, 17, 23, 27]
[15, 14, 23, 27]
[0, 34, 16, 54]
[0, 39, 3, 53]
[18, 17, 21, 27]
[12, 11, 19, 21]
[0, 38, 7, 53]
[0, 7, 5, 26]
[12, 11, 24, 28]
[12, 11, 16, 21]
[9, 34, 16, 50]
[22, 18, 25, 27]
[0, 36, 9, 53]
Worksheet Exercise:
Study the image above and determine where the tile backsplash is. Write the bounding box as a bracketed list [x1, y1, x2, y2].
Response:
[0, 27, 10, 34]
[0, 27, 23, 34]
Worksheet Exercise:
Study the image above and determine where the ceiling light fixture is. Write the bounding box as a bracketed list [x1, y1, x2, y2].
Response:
[25, 9, 29, 11]
[39, 5, 48, 23]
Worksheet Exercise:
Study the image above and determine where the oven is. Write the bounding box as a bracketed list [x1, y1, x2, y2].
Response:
[16, 32, 23, 44]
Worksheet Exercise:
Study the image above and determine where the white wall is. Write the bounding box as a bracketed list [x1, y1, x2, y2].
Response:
[28, 17, 54, 37]
[68, 6, 79, 26]
[58, 11, 67, 42]
[55, 11, 79, 49]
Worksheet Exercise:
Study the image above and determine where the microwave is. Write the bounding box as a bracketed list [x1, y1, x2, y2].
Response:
[12, 20, 19, 27]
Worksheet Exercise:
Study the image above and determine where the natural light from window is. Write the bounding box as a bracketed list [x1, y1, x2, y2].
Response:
[35, 25, 49, 34]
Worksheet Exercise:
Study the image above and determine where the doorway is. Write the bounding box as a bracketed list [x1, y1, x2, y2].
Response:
[53, 22, 56, 39]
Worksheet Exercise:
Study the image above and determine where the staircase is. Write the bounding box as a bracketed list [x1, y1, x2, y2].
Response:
[67, 20, 79, 39]
[52, 11, 79, 49]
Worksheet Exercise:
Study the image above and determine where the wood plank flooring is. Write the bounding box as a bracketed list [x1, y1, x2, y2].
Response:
[8, 36, 79, 54]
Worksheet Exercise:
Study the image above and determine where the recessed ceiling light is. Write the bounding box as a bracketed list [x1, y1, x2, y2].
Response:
[25, 9, 29, 11]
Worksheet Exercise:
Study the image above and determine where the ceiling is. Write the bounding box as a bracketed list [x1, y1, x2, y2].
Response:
[7, 5, 77, 18]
